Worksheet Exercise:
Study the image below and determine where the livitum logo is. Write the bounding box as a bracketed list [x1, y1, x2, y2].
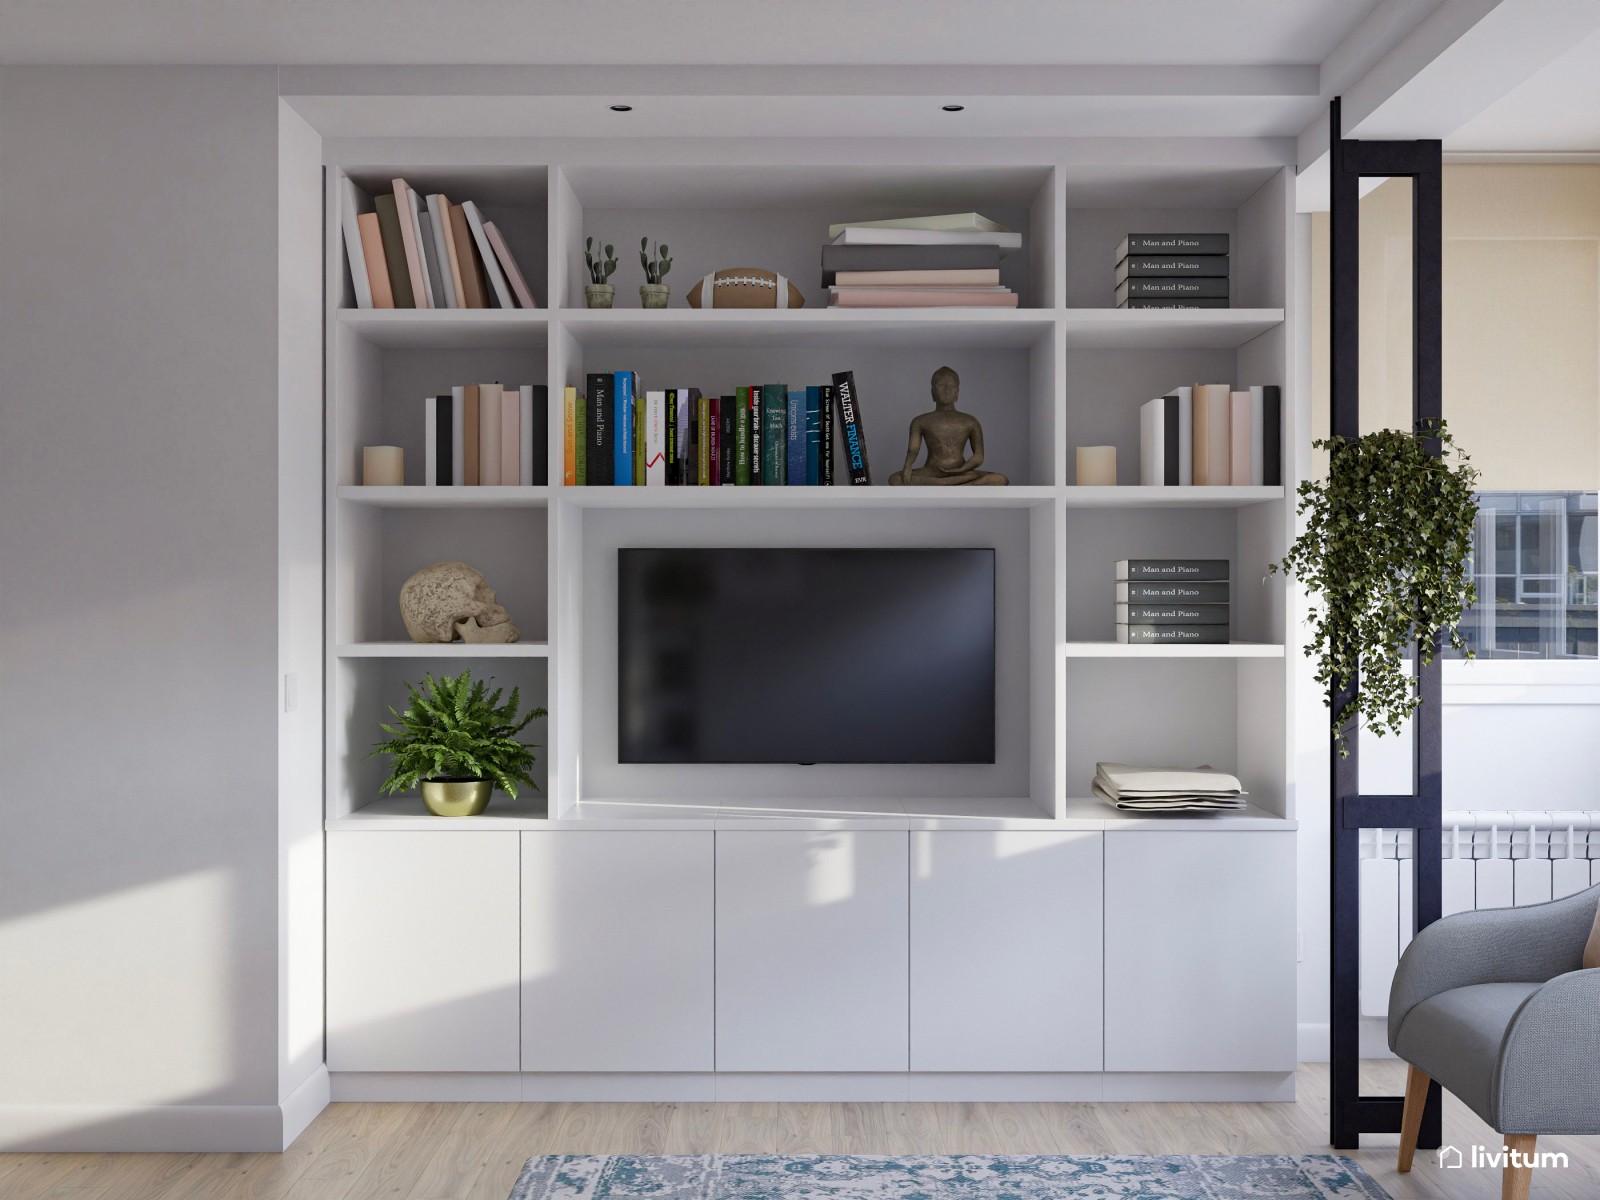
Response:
[1437, 1144, 1570, 1170]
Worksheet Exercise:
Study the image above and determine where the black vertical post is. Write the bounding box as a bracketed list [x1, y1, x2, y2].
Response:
[1326, 97, 1445, 1150]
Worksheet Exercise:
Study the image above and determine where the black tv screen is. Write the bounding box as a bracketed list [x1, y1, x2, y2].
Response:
[618, 548, 996, 764]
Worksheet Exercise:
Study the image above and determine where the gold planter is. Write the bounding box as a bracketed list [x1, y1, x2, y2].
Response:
[421, 779, 494, 817]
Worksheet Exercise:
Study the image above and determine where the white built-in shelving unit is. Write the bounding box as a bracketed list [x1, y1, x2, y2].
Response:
[324, 153, 1298, 834]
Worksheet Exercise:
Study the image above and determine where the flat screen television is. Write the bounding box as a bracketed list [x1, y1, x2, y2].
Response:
[617, 547, 996, 764]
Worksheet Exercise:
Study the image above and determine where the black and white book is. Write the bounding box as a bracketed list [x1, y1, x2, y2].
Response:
[1139, 393, 1192, 486]
[1116, 298, 1232, 309]
[831, 371, 872, 485]
[1117, 623, 1230, 644]
[1115, 603, 1230, 625]
[1116, 276, 1230, 302]
[1116, 233, 1229, 259]
[1115, 255, 1230, 281]
[1116, 559, 1229, 581]
[1116, 580, 1229, 604]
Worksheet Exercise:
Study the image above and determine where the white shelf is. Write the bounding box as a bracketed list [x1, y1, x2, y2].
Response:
[338, 485, 550, 508]
[329, 793, 551, 829]
[558, 484, 1058, 508]
[336, 641, 551, 659]
[560, 307, 1055, 350]
[1061, 641, 1285, 659]
[1062, 485, 1283, 508]
[336, 308, 546, 349]
[1058, 797, 1295, 831]
[1060, 308, 1284, 350]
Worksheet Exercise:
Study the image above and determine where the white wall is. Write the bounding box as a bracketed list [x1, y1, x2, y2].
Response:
[0, 66, 322, 1151]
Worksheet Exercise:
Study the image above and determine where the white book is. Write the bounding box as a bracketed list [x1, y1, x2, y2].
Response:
[1249, 385, 1266, 486]
[405, 184, 438, 308]
[426, 194, 459, 307]
[424, 395, 439, 486]
[826, 212, 1009, 239]
[828, 226, 1022, 253]
[451, 386, 466, 486]
[1139, 398, 1164, 486]
[462, 201, 515, 308]
[519, 385, 535, 486]
[1170, 385, 1194, 486]
[339, 177, 374, 309]
[645, 390, 666, 486]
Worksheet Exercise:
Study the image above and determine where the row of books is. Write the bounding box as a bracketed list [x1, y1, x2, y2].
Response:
[1114, 233, 1230, 309]
[560, 373, 874, 486]
[1114, 559, 1230, 644]
[341, 177, 538, 311]
[1139, 384, 1281, 487]
[823, 213, 1020, 308]
[423, 384, 549, 486]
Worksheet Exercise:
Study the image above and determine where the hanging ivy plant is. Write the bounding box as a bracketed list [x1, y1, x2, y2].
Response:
[1271, 420, 1479, 753]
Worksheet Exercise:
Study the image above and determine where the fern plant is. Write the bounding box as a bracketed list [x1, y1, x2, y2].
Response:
[370, 669, 545, 798]
[640, 237, 672, 284]
[584, 237, 617, 284]
[1271, 420, 1479, 754]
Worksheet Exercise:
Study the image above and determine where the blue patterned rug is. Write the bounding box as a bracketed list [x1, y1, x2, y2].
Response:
[510, 1155, 1390, 1200]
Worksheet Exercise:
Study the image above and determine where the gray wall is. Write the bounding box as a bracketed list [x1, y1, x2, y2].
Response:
[0, 66, 289, 1142]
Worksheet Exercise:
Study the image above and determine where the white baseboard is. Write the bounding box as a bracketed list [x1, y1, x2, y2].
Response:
[281, 1065, 331, 1149]
[330, 1070, 1297, 1104]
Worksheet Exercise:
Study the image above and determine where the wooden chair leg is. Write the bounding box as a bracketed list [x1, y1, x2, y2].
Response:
[1502, 1134, 1536, 1200]
[1398, 1063, 1430, 1172]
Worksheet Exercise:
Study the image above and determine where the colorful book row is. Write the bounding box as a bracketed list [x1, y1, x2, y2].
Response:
[424, 384, 548, 486]
[1138, 385, 1280, 487]
[561, 372, 873, 486]
[340, 177, 537, 310]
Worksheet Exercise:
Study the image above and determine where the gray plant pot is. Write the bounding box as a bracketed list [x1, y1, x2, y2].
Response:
[584, 284, 615, 309]
[640, 283, 670, 309]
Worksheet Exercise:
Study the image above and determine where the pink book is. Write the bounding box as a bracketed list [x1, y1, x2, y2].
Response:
[478, 384, 502, 485]
[485, 222, 537, 308]
[833, 269, 1000, 287]
[500, 389, 520, 485]
[390, 179, 430, 309]
[828, 289, 1019, 308]
[1229, 391, 1252, 485]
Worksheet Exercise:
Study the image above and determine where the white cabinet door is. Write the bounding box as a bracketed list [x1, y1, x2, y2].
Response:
[327, 831, 520, 1072]
[1104, 830, 1296, 1073]
[716, 830, 909, 1072]
[910, 831, 1103, 1071]
[521, 831, 714, 1072]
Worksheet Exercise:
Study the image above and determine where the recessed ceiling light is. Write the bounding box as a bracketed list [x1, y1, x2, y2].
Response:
[942, 104, 965, 112]
[610, 104, 633, 112]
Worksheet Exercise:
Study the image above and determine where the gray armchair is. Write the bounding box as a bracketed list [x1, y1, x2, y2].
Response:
[1389, 882, 1600, 1200]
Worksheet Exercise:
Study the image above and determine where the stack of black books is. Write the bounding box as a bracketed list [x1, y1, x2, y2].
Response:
[1115, 559, 1230, 644]
[1114, 234, 1229, 309]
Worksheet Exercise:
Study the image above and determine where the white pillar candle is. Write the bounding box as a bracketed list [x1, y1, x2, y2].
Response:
[1075, 445, 1117, 486]
[363, 445, 404, 486]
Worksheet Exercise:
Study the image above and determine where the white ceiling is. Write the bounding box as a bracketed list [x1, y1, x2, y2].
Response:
[0, 0, 1384, 66]
[1446, 26, 1600, 152]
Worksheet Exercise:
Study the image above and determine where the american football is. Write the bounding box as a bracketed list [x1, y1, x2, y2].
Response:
[687, 267, 806, 309]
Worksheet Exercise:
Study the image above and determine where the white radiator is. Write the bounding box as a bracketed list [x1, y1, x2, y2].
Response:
[1358, 811, 1600, 1018]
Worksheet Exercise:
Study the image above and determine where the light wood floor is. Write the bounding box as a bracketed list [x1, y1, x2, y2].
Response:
[2, 1064, 1596, 1200]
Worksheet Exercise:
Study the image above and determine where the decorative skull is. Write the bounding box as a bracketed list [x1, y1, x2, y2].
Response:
[398, 561, 520, 644]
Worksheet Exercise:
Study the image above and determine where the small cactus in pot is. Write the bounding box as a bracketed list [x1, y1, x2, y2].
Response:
[583, 237, 617, 308]
[639, 237, 672, 308]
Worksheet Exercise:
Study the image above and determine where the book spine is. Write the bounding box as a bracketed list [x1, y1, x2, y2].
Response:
[634, 394, 646, 485]
[529, 385, 548, 486]
[563, 387, 577, 486]
[463, 384, 481, 485]
[716, 399, 733, 484]
[1249, 385, 1265, 487]
[804, 385, 822, 486]
[1174, 386, 1193, 486]
[820, 384, 834, 485]
[1229, 390, 1251, 486]
[1117, 276, 1231, 299]
[698, 397, 712, 486]
[425, 194, 459, 307]
[1116, 603, 1231, 625]
[1116, 581, 1230, 604]
[449, 204, 487, 308]
[1118, 297, 1231, 309]
[831, 371, 871, 485]
[785, 391, 805, 484]
[479, 383, 502, 486]
[761, 384, 786, 485]
[1119, 233, 1229, 257]
[734, 387, 751, 485]
[356, 213, 394, 308]
[686, 389, 701, 484]
[1117, 255, 1230, 278]
[500, 388, 520, 486]
[1117, 624, 1230, 645]
[645, 391, 666, 485]
[586, 373, 612, 485]
[339, 179, 374, 309]
[1162, 394, 1180, 485]
[1263, 385, 1282, 487]
[613, 372, 633, 486]
[436, 394, 453, 485]
[389, 181, 428, 308]
[1116, 559, 1230, 580]
[664, 389, 678, 486]
[451, 385, 465, 486]
[373, 193, 415, 308]
[748, 385, 763, 485]
[1192, 384, 1229, 486]
[424, 395, 438, 486]
[1139, 398, 1162, 487]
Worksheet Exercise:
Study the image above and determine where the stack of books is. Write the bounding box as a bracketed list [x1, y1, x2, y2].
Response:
[1092, 762, 1247, 812]
[1138, 384, 1281, 486]
[1115, 559, 1230, 645]
[561, 371, 872, 486]
[423, 385, 548, 486]
[1114, 233, 1229, 309]
[822, 213, 1020, 308]
[340, 177, 538, 310]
